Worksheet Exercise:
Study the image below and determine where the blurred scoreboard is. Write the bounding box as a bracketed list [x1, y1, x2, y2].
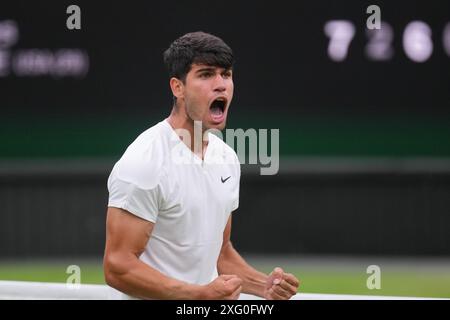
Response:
[1, 0, 449, 114]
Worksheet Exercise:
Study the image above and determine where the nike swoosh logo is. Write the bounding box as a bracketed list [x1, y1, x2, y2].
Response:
[221, 176, 231, 183]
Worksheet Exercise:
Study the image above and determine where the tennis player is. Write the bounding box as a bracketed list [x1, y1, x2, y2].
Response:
[104, 31, 300, 300]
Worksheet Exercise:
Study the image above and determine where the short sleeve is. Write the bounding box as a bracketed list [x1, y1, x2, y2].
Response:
[231, 194, 239, 212]
[231, 154, 241, 212]
[107, 165, 161, 223]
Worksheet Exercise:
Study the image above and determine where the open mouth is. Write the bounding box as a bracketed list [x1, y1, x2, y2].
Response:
[209, 97, 227, 116]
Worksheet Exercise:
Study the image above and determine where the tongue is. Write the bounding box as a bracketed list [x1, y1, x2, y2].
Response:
[210, 106, 223, 116]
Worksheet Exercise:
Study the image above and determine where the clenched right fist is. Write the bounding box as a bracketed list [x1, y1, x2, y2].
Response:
[202, 274, 242, 300]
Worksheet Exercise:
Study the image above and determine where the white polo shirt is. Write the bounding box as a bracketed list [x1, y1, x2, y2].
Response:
[107, 119, 240, 297]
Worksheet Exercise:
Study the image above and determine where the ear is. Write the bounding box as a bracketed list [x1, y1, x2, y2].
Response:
[169, 77, 184, 100]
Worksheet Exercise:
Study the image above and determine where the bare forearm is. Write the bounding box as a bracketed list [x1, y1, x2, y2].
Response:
[217, 243, 268, 298]
[105, 255, 203, 299]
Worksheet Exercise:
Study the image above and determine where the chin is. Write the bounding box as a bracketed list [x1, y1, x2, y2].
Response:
[206, 121, 226, 131]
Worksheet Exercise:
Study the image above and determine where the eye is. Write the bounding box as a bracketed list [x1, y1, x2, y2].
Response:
[222, 71, 232, 79]
[200, 72, 213, 78]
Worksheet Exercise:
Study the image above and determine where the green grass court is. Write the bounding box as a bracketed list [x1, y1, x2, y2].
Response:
[1, 262, 449, 298]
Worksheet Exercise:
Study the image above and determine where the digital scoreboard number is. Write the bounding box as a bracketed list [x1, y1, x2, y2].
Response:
[324, 19, 450, 63]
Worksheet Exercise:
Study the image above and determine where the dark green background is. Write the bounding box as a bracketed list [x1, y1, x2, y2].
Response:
[2, 113, 450, 158]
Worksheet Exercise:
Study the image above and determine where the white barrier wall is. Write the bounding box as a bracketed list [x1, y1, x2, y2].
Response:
[0, 281, 440, 300]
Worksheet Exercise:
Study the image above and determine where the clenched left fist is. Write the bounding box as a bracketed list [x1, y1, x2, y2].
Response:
[264, 267, 300, 300]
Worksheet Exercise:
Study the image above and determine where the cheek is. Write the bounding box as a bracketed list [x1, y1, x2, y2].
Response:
[184, 86, 198, 105]
[227, 79, 234, 91]
[184, 87, 209, 117]
[228, 82, 234, 98]
[187, 82, 207, 100]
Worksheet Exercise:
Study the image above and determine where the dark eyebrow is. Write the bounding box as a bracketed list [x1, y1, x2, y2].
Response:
[195, 67, 232, 74]
[195, 67, 216, 74]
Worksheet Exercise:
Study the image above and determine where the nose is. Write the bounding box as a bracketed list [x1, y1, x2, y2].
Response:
[213, 74, 226, 93]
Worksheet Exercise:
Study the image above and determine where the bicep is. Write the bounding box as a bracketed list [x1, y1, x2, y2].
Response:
[105, 207, 154, 259]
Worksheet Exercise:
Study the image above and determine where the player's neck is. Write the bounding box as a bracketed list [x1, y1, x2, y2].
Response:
[167, 106, 209, 158]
